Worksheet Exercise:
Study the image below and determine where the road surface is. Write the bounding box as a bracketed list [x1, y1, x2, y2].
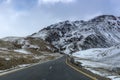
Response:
[0, 56, 92, 80]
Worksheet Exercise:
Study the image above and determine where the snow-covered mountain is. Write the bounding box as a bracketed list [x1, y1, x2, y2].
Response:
[30, 15, 120, 54]
[73, 44, 120, 63]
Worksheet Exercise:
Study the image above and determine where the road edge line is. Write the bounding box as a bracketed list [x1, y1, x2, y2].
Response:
[66, 58, 98, 80]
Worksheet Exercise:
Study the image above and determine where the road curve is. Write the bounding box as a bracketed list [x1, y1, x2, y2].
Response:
[0, 56, 92, 80]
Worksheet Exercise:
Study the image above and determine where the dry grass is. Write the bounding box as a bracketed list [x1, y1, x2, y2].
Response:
[44, 56, 55, 60]
[0, 50, 39, 70]
[0, 57, 39, 70]
[26, 37, 55, 52]
[0, 49, 61, 70]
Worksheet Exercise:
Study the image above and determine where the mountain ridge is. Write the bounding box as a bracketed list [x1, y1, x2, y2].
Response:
[30, 15, 120, 54]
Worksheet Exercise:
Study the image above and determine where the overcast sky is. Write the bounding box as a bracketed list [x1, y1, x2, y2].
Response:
[0, 0, 120, 38]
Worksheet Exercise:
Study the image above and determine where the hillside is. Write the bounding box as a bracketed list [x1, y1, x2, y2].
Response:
[2, 37, 57, 54]
[0, 37, 59, 70]
[30, 15, 120, 54]
[72, 44, 120, 80]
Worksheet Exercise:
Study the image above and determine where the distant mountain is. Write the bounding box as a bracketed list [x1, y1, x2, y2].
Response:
[30, 15, 120, 54]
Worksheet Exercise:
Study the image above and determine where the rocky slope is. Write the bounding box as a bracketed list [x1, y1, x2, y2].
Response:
[0, 37, 60, 70]
[30, 15, 120, 54]
[1, 37, 57, 54]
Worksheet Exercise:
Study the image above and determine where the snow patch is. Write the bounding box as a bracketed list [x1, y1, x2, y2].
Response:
[14, 49, 31, 54]
[5, 58, 10, 61]
[72, 44, 120, 80]
[31, 30, 48, 40]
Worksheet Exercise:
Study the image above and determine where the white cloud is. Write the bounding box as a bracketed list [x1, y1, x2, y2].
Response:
[0, 0, 61, 38]
[0, 0, 118, 38]
[38, 0, 76, 5]
[5, 0, 12, 4]
[0, 3, 28, 37]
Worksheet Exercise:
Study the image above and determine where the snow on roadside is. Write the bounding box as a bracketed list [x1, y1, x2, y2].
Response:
[108, 76, 120, 80]
[14, 49, 31, 54]
[76, 60, 112, 70]
[73, 45, 120, 66]
[75, 60, 120, 80]
[87, 68, 120, 80]
[18, 64, 31, 67]
[73, 48, 107, 60]
[72, 44, 120, 80]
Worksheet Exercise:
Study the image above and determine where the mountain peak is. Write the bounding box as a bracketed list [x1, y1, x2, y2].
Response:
[89, 15, 118, 22]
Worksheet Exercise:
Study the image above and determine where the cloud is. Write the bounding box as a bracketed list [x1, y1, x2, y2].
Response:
[5, 0, 12, 4]
[0, 0, 61, 38]
[38, 0, 76, 5]
[0, 1, 28, 37]
[0, 0, 119, 38]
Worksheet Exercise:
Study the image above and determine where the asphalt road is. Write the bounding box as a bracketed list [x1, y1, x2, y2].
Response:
[0, 56, 92, 80]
